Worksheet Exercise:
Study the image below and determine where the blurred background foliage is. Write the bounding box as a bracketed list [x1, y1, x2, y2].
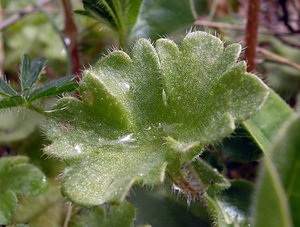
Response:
[0, 0, 300, 226]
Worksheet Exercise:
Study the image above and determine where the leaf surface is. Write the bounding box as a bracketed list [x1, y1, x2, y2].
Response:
[243, 90, 293, 152]
[205, 180, 253, 227]
[253, 115, 300, 227]
[45, 32, 269, 205]
[70, 202, 135, 227]
[0, 156, 47, 224]
[129, 0, 196, 42]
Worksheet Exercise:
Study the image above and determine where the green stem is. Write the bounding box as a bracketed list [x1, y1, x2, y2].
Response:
[112, 0, 126, 48]
[208, 0, 219, 21]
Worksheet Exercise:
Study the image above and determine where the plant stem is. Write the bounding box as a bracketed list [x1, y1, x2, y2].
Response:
[0, 0, 51, 31]
[0, 4, 4, 75]
[208, 0, 219, 21]
[258, 47, 300, 71]
[61, 0, 81, 77]
[63, 203, 73, 227]
[244, 0, 261, 72]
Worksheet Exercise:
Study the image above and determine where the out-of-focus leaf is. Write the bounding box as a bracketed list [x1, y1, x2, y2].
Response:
[0, 108, 41, 143]
[0, 156, 47, 224]
[221, 127, 262, 162]
[129, 0, 196, 42]
[253, 114, 300, 227]
[0, 78, 18, 97]
[0, 156, 47, 195]
[29, 76, 78, 101]
[0, 191, 17, 225]
[243, 90, 293, 152]
[15, 185, 66, 227]
[129, 185, 210, 227]
[69, 202, 135, 227]
[8, 225, 29, 227]
[44, 32, 268, 206]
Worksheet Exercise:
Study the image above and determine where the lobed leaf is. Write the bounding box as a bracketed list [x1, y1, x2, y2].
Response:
[44, 32, 269, 205]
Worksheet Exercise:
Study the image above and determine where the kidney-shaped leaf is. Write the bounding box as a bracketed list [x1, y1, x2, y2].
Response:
[44, 31, 269, 206]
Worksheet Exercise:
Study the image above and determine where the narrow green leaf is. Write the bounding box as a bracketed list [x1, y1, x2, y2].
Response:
[19, 54, 46, 94]
[253, 115, 300, 227]
[70, 202, 135, 227]
[0, 78, 18, 97]
[29, 76, 78, 101]
[27, 57, 47, 89]
[82, 0, 118, 29]
[0, 190, 17, 225]
[243, 90, 293, 152]
[44, 32, 268, 206]
[19, 54, 31, 91]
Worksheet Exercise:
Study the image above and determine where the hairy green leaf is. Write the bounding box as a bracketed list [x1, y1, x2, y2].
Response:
[44, 32, 268, 205]
[0, 156, 47, 224]
[253, 114, 300, 227]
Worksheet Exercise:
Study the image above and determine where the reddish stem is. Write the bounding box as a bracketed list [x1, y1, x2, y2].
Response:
[61, 0, 81, 78]
[244, 0, 261, 72]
